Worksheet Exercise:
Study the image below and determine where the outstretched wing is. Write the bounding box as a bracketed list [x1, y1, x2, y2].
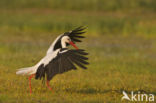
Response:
[66, 26, 86, 43]
[35, 48, 89, 81]
[46, 34, 63, 54]
[46, 26, 86, 54]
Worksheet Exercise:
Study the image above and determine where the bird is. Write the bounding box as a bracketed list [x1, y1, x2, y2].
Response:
[16, 26, 89, 94]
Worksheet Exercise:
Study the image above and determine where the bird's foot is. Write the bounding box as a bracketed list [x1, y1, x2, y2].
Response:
[46, 80, 53, 92]
[28, 74, 35, 94]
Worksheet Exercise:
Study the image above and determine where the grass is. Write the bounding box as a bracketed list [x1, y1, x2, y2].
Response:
[0, 34, 156, 103]
[0, 0, 156, 103]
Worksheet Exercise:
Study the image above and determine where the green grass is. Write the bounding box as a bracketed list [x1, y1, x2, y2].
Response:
[0, 34, 156, 103]
[0, 0, 156, 103]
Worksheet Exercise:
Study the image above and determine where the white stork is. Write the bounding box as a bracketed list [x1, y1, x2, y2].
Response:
[16, 26, 89, 94]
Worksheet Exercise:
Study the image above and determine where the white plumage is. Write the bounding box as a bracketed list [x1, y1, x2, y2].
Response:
[46, 34, 63, 54]
[16, 49, 60, 75]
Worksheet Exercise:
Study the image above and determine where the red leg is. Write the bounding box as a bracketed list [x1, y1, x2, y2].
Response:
[28, 74, 35, 94]
[46, 80, 53, 91]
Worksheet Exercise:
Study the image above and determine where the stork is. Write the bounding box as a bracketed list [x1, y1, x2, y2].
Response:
[16, 26, 89, 94]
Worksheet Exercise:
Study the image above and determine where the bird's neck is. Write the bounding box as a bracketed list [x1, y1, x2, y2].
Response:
[61, 40, 66, 48]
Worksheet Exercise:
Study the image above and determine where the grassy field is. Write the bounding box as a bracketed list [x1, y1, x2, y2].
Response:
[0, 0, 156, 103]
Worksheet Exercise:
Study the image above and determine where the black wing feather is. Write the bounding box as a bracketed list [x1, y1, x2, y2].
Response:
[74, 35, 85, 38]
[71, 38, 82, 42]
[67, 26, 87, 43]
[70, 57, 87, 69]
[35, 48, 89, 81]
[51, 26, 86, 51]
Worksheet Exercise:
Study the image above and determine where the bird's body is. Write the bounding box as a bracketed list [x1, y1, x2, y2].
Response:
[16, 49, 60, 75]
[16, 26, 89, 94]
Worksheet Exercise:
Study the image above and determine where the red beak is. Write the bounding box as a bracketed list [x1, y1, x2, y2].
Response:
[69, 41, 78, 50]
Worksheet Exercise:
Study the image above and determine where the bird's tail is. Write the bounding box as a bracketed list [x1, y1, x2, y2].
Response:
[16, 66, 36, 75]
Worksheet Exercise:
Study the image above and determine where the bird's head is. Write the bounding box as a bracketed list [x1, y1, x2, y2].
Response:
[61, 36, 78, 49]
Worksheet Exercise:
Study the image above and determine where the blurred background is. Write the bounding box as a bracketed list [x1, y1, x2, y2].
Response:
[0, 0, 155, 103]
[0, 0, 155, 36]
